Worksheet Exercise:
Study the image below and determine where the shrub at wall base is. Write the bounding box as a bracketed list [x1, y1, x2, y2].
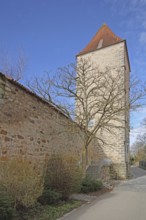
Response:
[0, 158, 44, 209]
[0, 187, 15, 220]
[44, 154, 82, 200]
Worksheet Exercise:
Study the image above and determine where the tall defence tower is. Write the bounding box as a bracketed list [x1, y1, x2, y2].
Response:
[76, 24, 130, 178]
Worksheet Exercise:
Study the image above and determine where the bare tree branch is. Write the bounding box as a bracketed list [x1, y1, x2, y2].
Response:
[0, 51, 26, 81]
[28, 58, 146, 168]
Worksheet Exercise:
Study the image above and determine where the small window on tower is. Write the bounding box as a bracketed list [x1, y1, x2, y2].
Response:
[97, 39, 103, 49]
[88, 119, 95, 128]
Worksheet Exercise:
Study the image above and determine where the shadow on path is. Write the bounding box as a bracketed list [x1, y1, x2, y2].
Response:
[131, 166, 146, 179]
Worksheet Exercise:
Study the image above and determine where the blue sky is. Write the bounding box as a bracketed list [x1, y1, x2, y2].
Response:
[0, 0, 146, 145]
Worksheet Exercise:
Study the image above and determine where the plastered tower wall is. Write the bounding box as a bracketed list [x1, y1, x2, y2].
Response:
[77, 41, 130, 178]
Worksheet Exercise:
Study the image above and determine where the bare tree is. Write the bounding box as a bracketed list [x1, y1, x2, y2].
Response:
[28, 58, 146, 169]
[132, 117, 146, 160]
[27, 72, 53, 102]
[131, 138, 146, 162]
[0, 51, 26, 81]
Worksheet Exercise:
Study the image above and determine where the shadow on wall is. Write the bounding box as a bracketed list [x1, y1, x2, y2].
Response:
[86, 158, 113, 181]
[86, 157, 127, 181]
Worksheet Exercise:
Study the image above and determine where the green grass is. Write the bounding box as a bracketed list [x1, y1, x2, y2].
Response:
[16, 200, 82, 220]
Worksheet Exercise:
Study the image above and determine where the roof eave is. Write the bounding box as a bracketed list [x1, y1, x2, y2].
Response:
[76, 40, 125, 57]
[123, 40, 131, 72]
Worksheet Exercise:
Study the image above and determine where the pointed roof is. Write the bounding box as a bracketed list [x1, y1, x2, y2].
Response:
[77, 24, 123, 56]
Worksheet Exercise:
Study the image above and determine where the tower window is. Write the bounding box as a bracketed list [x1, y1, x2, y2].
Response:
[88, 119, 95, 128]
[97, 39, 103, 49]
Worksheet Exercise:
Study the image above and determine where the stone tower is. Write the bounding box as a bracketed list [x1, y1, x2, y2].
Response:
[76, 24, 130, 178]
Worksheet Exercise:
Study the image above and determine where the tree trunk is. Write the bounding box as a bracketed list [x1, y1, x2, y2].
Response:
[82, 144, 89, 176]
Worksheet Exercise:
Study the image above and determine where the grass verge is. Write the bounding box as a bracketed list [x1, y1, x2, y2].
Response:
[16, 200, 82, 220]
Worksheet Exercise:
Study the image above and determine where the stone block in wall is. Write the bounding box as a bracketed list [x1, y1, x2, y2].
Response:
[86, 159, 113, 181]
[86, 165, 99, 180]
[100, 166, 111, 182]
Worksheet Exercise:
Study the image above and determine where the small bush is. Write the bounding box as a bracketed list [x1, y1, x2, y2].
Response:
[0, 158, 44, 209]
[38, 189, 61, 205]
[20, 200, 82, 220]
[80, 177, 103, 193]
[44, 154, 82, 199]
[0, 187, 14, 220]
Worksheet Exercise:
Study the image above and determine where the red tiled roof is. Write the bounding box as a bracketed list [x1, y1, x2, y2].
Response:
[77, 24, 122, 56]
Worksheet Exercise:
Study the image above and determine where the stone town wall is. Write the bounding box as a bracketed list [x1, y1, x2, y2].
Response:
[0, 73, 106, 173]
[77, 41, 130, 178]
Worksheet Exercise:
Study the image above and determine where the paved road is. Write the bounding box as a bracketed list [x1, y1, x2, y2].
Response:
[61, 166, 146, 220]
